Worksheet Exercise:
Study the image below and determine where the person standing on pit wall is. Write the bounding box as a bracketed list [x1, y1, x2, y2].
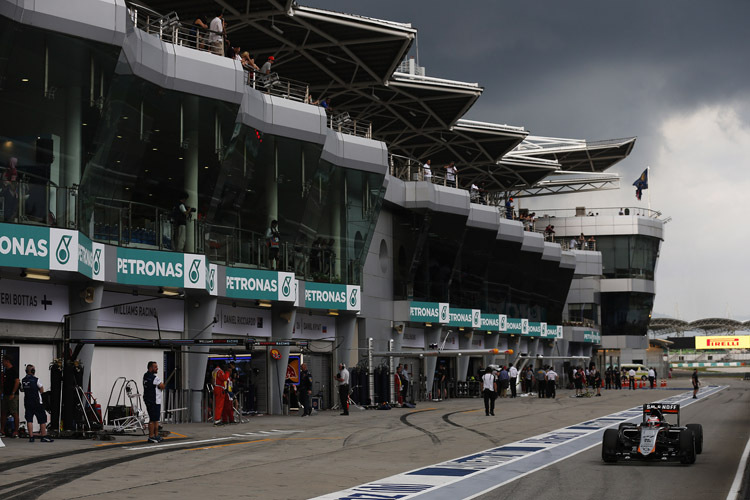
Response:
[648, 367, 655, 389]
[335, 363, 349, 415]
[545, 366, 558, 399]
[298, 363, 313, 417]
[481, 367, 497, 416]
[266, 220, 281, 270]
[692, 369, 700, 399]
[21, 365, 53, 443]
[143, 361, 165, 443]
[508, 363, 518, 398]
[628, 367, 636, 390]
[536, 365, 547, 398]
[1, 357, 19, 438]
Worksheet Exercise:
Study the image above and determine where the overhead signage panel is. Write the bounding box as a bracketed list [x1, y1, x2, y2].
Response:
[213, 304, 271, 337]
[506, 318, 529, 335]
[303, 282, 360, 311]
[0, 223, 51, 269]
[0, 279, 68, 323]
[99, 292, 184, 332]
[448, 308, 481, 328]
[695, 335, 750, 350]
[115, 247, 205, 289]
[409, 302, 449, 324]
[583, 330, 602, 343]
[292, 315, 337, 341]
[206, 263, 218, 296]
[527, 322, 547, 338]
[225, 268, 295, 302]
[77, 233, 105, 281]
[480, 313, 507, 332]
[544, 325, 563, 339]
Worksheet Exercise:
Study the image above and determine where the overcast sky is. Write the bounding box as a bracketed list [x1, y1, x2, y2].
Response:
[308, 0, 750, 321]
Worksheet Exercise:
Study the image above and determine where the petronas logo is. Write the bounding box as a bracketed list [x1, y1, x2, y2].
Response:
[282, 276, 292, 297]
[189, 259, 201, 284]
[440, 305, 447, 321]
[349, 288, 358, 307]
[207, 268, 215, 291]
[474, 311, 480, 324]
[93, 249, 102, 275]
[56, 235, 72, 264]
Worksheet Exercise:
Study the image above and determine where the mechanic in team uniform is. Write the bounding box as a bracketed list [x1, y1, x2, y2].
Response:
[143, 361, 165, 443]
[299, 363, 313, 417]
[21, 365, 53, 443]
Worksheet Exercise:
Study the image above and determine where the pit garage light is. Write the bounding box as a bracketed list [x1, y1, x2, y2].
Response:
[328, 309, 339, 316]
[21, 268, 50, 280]
[257, 300, 273, 308]
[158, 287, 182, 296]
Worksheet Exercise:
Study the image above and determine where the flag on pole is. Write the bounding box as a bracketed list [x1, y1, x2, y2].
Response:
[633, 168, 648, 200]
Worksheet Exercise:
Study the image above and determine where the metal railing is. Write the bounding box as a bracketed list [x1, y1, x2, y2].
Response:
[327, 112, 373, 139]
[1, 178, 77, 228]
[91, 197, 174, 250]
[127, 2, 224, 56]
[245, 69, 310, 103]
[389, 155, 459, 188]
[534, 207, 663, 219]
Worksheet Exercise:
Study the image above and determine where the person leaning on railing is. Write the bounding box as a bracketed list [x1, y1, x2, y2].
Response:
[191, 16, 208, 50]
[241, 52, 259, 71]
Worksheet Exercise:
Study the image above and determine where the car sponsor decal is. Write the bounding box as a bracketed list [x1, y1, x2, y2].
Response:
[311, 385, 726, 500]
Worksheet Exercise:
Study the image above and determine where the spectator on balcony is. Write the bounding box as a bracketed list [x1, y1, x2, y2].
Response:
[578, 233, 586, 248]
[544, 224, 555, 242]
[422, 159, 432, 182]
[319, 98, 333, 113]
[172, 192, 193, 252]
[2, 157, 19, 222]
[587, 235, 596, 250]
[260, 56, 275, 75]
[241, 52, 260, 72]
[569, 237, 577, 250]
[192, 17, 208, 50]
[618, 208, 624, 215]
[505, 197, 513, 220]
[209, 12, 224, 56]
[266, 219, 280, 270]
[230, 46, 241, 60]
[444, 161, 457, 188]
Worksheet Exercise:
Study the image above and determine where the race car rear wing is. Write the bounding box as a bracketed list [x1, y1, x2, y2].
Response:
[643, 403, 680, 426]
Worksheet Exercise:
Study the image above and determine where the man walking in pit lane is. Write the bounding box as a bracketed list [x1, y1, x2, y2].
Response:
[628, 367, 636, 390]
[508, 363, 518, 398]
[299, 363, 313, 417]
[692, 369, 700, 398]
[536, 365, 546, 398]
[143, 361, 165, 443]
[481, 367, 497, 416]
[545, 366, 558, 398]
[335, 363, 349, 415]
[21, 365, 53, 443]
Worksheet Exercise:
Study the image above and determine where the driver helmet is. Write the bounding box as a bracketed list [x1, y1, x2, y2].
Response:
[646, 415, 660, 426]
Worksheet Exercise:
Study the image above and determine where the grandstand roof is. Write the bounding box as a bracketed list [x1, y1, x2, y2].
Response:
[649, 317, 750, 335]
[139, 1, 636, 192]
[512, 136, 637, 172]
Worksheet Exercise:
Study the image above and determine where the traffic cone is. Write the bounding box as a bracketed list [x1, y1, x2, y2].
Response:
[660, 379, 667, 388]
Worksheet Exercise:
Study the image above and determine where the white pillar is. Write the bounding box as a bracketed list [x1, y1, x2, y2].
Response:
[457, 331, 472, 381]
[65, 86, 82, 228]
[67, 284, 104, 392]
[185, 293, 217, 422]
[184, 97, 199, 253]
[268, 304, 296, 414]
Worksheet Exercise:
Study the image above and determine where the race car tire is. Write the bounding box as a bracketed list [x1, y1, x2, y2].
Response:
[680, 428, 696, 464]
[686, 424, 703, 454]
[602, 428, 619, 463]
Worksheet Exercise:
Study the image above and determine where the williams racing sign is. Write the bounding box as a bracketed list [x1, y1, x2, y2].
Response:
[695, 335, 750, 350]
[303, 282, 360, 311]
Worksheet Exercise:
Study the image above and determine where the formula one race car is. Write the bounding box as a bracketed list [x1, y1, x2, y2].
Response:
[601, 403, 703, 464]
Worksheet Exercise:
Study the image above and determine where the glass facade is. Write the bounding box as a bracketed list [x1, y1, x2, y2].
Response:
[597, 235, 661, 279]
[601, 292, 654, 335]
[392, 208, 572, 323]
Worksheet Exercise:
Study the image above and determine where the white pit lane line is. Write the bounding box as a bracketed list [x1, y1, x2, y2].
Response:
[124, 437, 233, 450]
[726, 432, 750, 500]
[311, 385, 727, 500]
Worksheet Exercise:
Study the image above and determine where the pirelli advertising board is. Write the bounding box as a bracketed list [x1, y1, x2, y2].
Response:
[695, 336, 750, 350]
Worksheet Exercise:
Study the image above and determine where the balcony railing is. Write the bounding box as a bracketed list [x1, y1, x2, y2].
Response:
[389, 154, 460, 188]
[327, 112, 372, 139]
[91, 197, 174, 250]
[127, 2, 223, 56]
[244, 69, 310, 103]
[534, 207, 663, 219]
[1, 178, 77, 228]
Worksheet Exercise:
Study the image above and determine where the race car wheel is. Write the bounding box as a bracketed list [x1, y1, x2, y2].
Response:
[602, 428, 619, 463]
[680, 428, 696, 464]
[686, 424, 703, 454]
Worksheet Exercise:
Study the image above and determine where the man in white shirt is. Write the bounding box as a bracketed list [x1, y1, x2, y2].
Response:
[648, 367, 656, 389]
[444, 162, 457, 187]
[335, 363, 350, 415]
[209, 13, 224, 56]
[628, 368, 636, 390]
[545, 367, 558, 399]
[481, 367, 497, 416]
[422, 160, 432, 182]
[508, 363, 518, 398]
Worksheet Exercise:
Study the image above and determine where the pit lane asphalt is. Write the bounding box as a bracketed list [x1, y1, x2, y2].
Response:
[0, 377, 747, 500]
